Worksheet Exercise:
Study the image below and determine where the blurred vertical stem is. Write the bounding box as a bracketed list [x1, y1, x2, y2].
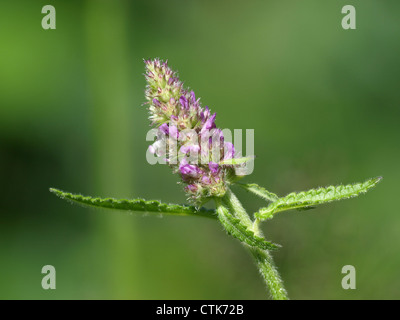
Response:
[85, 0, 138, 298]
[222, 189, 288, 300]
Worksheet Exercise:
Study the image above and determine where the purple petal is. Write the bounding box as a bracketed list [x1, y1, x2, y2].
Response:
[224, 142, 235, 160]
[179, 158, 202, 178]
[179, 157, 188, 167]
[179, 95, 188, 109]
[159, 123, 169, 135]
[180, 165, 200, 177]
[200, 106, 211, 122]
[200, 113, 216, 134]
[201, 176, 211, 184]
[190, 91, 196, 102]
[180, 144, 200, 154]
[186, 184, 198, 193]
[208, 162, 219, 174]
[149, 140, 166, 157]
[210, 128, 223, 144]
[153, 98, 161, 107]
[169, 125, 179, 140]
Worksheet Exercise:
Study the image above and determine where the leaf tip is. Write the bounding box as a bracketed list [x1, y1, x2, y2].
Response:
[49, 187, 59, 195]
[49, 188, 67, 200]
[367, 176, 383, 189]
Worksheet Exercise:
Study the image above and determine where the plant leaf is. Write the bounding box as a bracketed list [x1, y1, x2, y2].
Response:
[216, 202, 279, 250]
[219, 156, 254, 166]
[237, 183, 279, 202]
[50, 188, 217, 219]
[255, 177, 382, 221]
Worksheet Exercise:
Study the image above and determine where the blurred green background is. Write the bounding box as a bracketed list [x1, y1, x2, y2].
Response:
[1, 0, 399, 299]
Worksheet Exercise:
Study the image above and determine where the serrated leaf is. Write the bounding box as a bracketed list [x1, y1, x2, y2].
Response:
[238, 183, 279, 202]
[216, 202, 279, 250]
[255, 177, 382, 220]
[50, 188, 217, 219]
[219, 156, 254, 166]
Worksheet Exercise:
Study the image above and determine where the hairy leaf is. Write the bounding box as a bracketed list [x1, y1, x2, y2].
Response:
[255, 177, 382, 220]
[238, 183, 279, 202]
[219, 156, 254, 166]
[216, 202, 279, 250]
[50, 188, 217, 219]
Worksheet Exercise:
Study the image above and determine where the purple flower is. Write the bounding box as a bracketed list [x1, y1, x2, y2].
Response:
[148, 140, 166, 157]
[209, 162, 219, 174]
[169, 125, 179, 140]
[200, 113, 217, 136]
[190, 91, 196, 102]
[201, 176, 211, 184]
[144, 59, 243, 202]
[159, 123, 179, 139]
[159, 123, 169, 135]
[224, 142, 235, 160]
[185, 184, 198, 193]
[179, 95, 188, 109]
[153, 98, 161, 107]
[180, 144, 200, 155]
[209, 128, 224, 145]
[179, 158, 203, 179]
[200, 106, 211, 123]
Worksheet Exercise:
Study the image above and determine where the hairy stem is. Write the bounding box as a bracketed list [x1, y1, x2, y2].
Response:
[248, 247, 288, 300]
[222, 188, 253, 227]
[221, 188, 288, 300]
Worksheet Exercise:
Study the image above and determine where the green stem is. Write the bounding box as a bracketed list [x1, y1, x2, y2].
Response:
[222, 188, 253, 226]
[248, 247, 288, 300]
[221, 188, 288, 300]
